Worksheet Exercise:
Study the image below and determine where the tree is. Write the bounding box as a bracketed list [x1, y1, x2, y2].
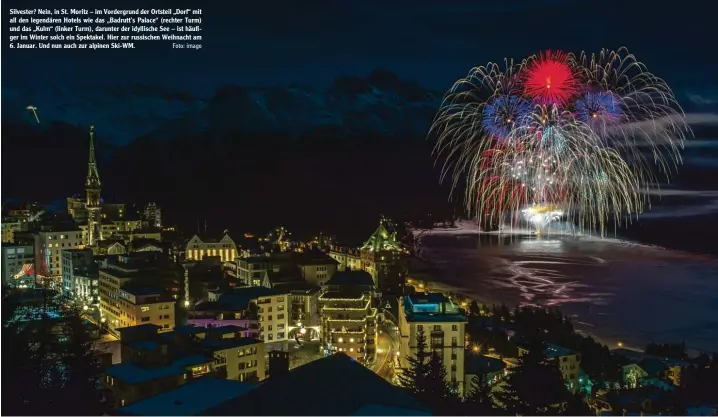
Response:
[468, 300, 481, 316]
[397, 325, 430, 396]
[3, 289, 109, 415]
[563, 392, 592, 416]
[423, 352, 458, 414]
[496, 340, 570, 416]
[465, 371, 499, 415]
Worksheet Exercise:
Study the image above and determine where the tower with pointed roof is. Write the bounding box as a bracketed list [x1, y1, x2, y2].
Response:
[359, 217, 405, 290]
[85, 125, 103, 246]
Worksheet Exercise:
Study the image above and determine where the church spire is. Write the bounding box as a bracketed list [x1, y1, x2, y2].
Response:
[86, 125, 101, 188]
[85, 125, 103, 246]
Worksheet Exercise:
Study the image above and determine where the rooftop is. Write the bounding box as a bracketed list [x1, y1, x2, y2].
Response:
[105, 355, 212, 384]
[325, 269, 375, 287]
[294, 251, 339, 266]
[98, 239, 125, 249]
[200, 337, 264, 351]
[1, 242, 34, 248]
[215, 287, 283, 311]
[239, 255, 268, 263]
[517, 343, 577, 358]
[403, 294, 466, 323]
[544, 344, 577, 358]
[320, 290, 366, 301]
[202, 353, 430, 416]
[265, 267, 304, 285]
[121, 285, 163, 297]
[119, 378, 256, 416]
[464, 353, 505, 375]
[360, 219, 402, 253]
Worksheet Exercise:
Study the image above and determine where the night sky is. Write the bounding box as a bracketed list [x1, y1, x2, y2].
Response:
[4, 0, 718, 93]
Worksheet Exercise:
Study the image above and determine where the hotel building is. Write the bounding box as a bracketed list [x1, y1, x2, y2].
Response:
[185, 233, 238, 263]
[398, 293, 468, 396]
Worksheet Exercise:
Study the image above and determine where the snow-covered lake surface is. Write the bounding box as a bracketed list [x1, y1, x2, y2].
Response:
[418, 234, 718, 352]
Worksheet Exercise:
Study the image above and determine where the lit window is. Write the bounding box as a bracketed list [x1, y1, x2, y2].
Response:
[350, 338, 354, 343]
[338, 337, 343, 343]
[141, 306, 150, 312]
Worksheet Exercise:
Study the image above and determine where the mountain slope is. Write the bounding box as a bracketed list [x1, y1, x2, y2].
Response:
[2, 69, 442, 146]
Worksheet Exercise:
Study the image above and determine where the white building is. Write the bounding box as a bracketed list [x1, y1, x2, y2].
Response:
[398, 293, 468, 396]
[255, 291, 291, 352]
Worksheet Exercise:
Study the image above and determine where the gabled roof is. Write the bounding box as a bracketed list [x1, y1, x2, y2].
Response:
[188, 233, 237, 245]
[360, 219, 401, 252]
[202, 353, 430, 416]
[98, 239, 126, 249]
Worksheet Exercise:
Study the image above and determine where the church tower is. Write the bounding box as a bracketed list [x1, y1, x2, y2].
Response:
[85, 125, 103, 246]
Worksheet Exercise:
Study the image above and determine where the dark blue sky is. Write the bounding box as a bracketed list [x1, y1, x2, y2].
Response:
[3, 0, 717, 93]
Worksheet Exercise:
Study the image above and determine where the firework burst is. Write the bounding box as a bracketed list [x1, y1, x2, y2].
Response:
[523, 50, 578, 106]
[431, 48, 691, 235]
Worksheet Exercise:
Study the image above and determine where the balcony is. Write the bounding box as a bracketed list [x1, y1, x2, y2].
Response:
[329, 326, 364, 334]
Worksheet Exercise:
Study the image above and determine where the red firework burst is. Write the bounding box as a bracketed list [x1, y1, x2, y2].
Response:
[523, 50, 577, 106]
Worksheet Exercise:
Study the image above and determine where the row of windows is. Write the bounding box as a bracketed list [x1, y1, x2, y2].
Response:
[263, 332, 285, 341]
[418, 324, 460, 332]
[47, 234, 82, 240]
[259, 305, 285, 313]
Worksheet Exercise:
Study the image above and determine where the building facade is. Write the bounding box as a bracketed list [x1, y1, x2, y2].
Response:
[327, 219, 405, 290]
[319, 291, 377, 363]
[185, 233, 238, 263]
[1, 215, 30, 243]
[517, 343, 582, 393]
[143, 202, 162, 228]
[35, 228, 84, 280]
[295, 252, 339, 286]
[104, 324, 265, 407]
[1, 243, 36, 288]
[99, 266, 176, 337]
[255, 292, 291, 352]
[237, 256, 276, 287]
[398, 293, 467, 396]
[61, 248, 94, 299]
[327, 247, 362, 272]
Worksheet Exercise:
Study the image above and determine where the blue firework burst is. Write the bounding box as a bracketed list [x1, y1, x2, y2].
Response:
[482, 95, 532, 140]
[575, 92, 623, 126]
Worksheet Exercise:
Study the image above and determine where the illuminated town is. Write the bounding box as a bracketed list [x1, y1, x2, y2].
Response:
[3, 121, 717, 416]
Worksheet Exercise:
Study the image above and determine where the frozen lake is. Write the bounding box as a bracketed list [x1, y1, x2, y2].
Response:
[419, 234, 718, 352]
